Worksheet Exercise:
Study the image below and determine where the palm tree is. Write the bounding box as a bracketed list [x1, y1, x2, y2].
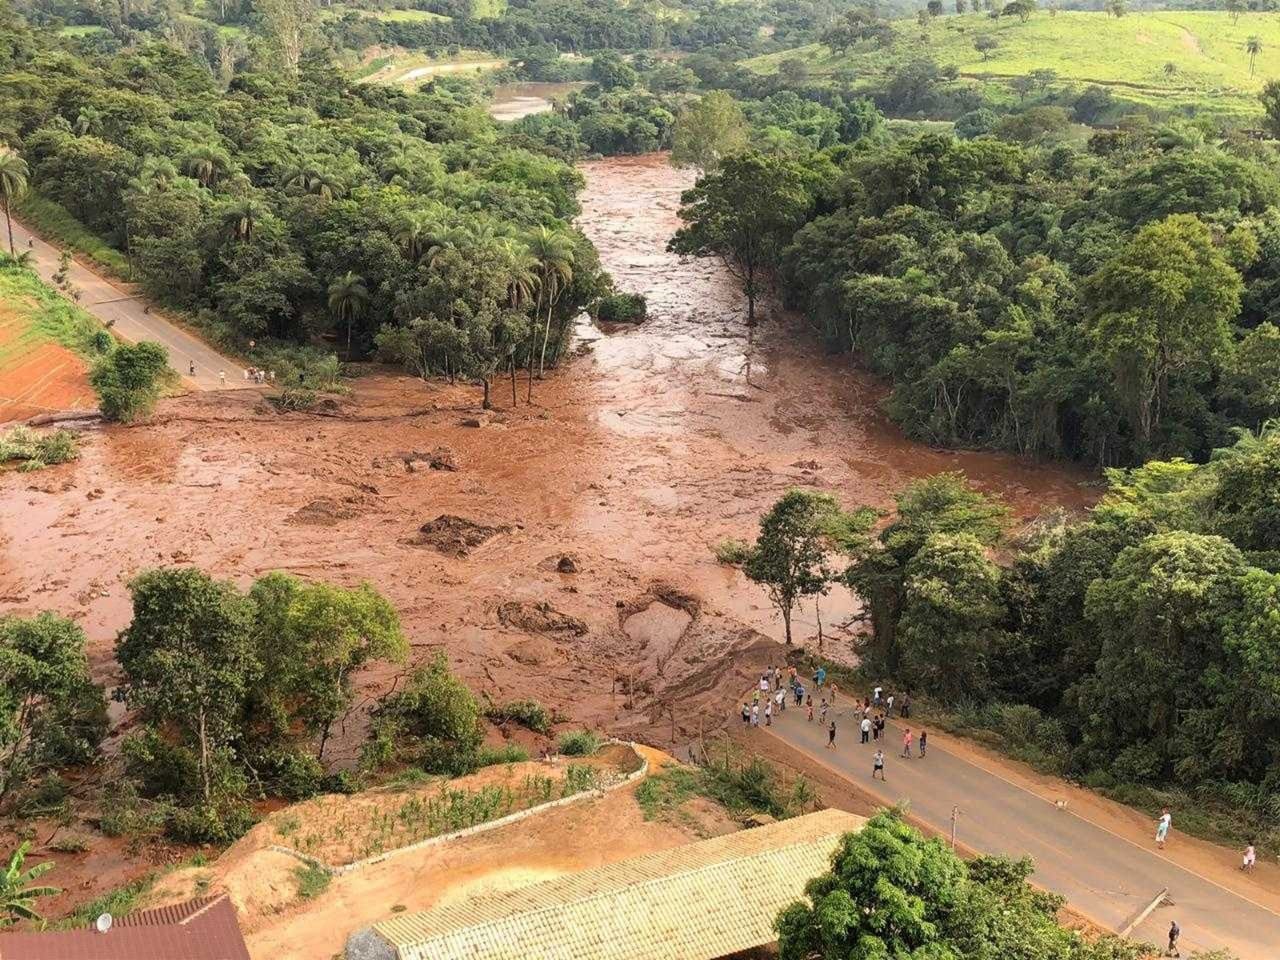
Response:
[0, 147, 30, 258]
[182, 145, 229, 187]
[328, 271, 370, 358]
[221, 198, 268, 241]
[0, 843, 59, 928]
[528, 226, 575, 378]
[281, 164, 344, 200]
[73, 107, 102, 136]
[1247, 36, 1263, 77]
[394, 210, 435, 262]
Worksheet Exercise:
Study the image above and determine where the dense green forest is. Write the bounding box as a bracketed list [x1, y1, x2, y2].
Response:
[0, 1, 610, 399]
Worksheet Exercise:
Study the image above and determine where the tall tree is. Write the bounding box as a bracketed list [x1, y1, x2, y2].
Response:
[256, 0, 313, 76]
[0, 843, 58, 928]
[743, 490, 841, 645]
[669, 151, 810, 325]
[116, 569, 258, 802]
[840, 473, 1005, 674]
[1247, 35, 1263, 77]
[1085, 214, 1242, 451]
[328, 270, 370, 357]
[0, 148, 29, 258]
[670, 91, 749, 173]
[248, 574, 407, 762]
[0, 614, 105, 811]
[528, 226, 574, 378]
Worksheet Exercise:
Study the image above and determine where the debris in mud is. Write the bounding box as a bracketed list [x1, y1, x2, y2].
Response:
[497, 600, 588, 636]
[86, 487, 104, 500]
[412, 514, 510, 556]
[538, 553, 581, 574]
[377, 446, 458, 473]
[505, 635, 561, 666]
[791, 459, 820, 471]
[288, 497, 364, 526]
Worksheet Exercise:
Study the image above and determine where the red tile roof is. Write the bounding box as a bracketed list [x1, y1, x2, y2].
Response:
[0, 895, 250, 960]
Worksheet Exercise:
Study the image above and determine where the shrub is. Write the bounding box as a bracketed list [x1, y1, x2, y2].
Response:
[0, 427, 80, 469]
[292, 862, 331, 900]
[168, 799, 257, 844]
[484, 699, 551, 735]
[48, 833, 89, 854]
[365, 653, 484, 776]
[90, 341, 169, 422]
[272, 387, 319, 411]
[712, 538, 752, 564]
[475, 744, 530, 767]
[593, 292, 647, 323]
[556, 730, 601, 756]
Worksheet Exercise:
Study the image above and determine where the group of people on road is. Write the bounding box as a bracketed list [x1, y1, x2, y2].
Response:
[742, 669, 928, 782]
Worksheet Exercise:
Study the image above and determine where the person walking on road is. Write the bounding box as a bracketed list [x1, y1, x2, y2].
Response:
[1156, 808, 1172, 848]
[219, 370, 226, 387]
[872, 748, 885, 780]
[901, 694, 911, 718]
[901, 727, 913, 758]
[873, 685, 882, 707]
[1243, 841, 1256, 872]
[827, 721, 837, 750]
[741, 702, 750, 725]
[886, 693, 895, 715]
[751, 703, 759, 727]
[918, 729, 927, 758]
[1166, 920, 1180, 957]
[764, 701, 772, 727]
[188, 359, 196, 376]
[860, 715, 871, 744]
[819, 698, 828, 724]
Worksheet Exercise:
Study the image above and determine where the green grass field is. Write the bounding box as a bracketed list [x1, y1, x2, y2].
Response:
[0, 262, 103, 368]
[748, 10, 1280, 121]
[470, 0, 507, 18]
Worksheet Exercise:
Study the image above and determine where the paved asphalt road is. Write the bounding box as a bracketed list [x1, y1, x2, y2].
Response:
[9, 219, 248, 391]
[764, 697, 1280, 959]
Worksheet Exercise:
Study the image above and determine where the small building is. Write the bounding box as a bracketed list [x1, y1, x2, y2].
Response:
[347, 807, 863, 960]
[0, 894, 250, 960]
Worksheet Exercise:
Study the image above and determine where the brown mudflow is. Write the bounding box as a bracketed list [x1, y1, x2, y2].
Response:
[0, 153, 1094, 755]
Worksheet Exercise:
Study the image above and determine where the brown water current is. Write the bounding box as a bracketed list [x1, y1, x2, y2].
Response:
[0, 152, 1095, 749]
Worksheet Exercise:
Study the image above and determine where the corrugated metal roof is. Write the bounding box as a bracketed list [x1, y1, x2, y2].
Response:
[373, 808, 863, 960]
[0, 895, 250, 960]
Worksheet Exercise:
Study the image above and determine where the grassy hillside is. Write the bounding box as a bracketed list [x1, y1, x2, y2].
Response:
[748, 11, 1280, 121]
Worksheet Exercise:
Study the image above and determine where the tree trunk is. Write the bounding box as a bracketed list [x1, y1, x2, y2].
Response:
[346, 314, 353, 359]
[816, 598, 824, 653]
[538, 297, 557, 378]
[783, 605, 792, 645]
[198, 709, 212, 802]
[3, 198, 13, 258]
[527, 358, 534, 403]
[317, 719, 332, 762]
[482, 377, 492, 410]
[510, 359, 517, 406]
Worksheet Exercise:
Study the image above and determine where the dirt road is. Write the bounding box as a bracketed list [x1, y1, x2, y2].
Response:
[10, 218, 248, 390]
[765, 702, 1280, 958]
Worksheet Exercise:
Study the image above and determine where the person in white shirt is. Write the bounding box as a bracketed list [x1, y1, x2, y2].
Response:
[860, 716, 871, 744]
[1242, 842, 1256, 871]
[1155, 808, 1172, 847]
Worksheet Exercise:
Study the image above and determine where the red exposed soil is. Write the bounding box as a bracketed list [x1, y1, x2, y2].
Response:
[0, 154, 1097, 915]
[0, 305, 94, 422]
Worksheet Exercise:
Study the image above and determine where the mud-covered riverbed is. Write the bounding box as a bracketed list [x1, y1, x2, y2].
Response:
[0, 154, 1094, 755]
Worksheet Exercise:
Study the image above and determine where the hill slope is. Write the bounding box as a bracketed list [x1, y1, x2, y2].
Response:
[749, 11, 1280, 120]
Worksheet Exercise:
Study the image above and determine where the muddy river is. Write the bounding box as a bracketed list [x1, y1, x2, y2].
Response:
[0, 153, 1093, 750]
